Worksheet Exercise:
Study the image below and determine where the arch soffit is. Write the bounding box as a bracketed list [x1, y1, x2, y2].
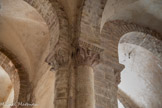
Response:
[0, 44, 32, 103]
[119, 32, 162, 61]
[101, 20, 162, 54]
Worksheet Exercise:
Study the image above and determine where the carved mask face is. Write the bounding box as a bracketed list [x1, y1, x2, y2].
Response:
[56, 48, 69, 65]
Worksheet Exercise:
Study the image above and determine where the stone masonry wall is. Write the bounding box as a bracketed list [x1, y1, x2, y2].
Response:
[94, 66, 118, 108]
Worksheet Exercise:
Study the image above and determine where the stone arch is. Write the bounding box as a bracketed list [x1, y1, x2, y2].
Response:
[0, 52, 19, 104]
[97, 20, 162, 108]
[24, 0, 70, 50]
[0, 44, 31, 106]
[101, 20, 162, 70]
[22, 0, 73, 71]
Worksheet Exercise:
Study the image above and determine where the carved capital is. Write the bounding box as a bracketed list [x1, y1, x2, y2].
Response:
[115, 65, 125, 85]
[115, 72, 121, 85]
[45, 43, 71, 71]
[76, 41, 103, 66]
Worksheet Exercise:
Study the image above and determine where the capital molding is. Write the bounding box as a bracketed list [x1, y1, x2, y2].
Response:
[75, 40, 103, 66]
[115, 64, 125, 85]
[45, 43, 72, 71]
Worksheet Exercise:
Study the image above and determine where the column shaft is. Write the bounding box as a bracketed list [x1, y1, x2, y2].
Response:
[76, 65, 95, 108]
[54, 68, 69, 108]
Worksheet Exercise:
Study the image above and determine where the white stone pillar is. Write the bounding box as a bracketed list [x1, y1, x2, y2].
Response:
[76, 65, 95, 108]
[76, 41, 102, 108]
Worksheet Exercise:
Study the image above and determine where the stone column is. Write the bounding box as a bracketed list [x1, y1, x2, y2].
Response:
[46, 43, 72, 108]
[76, 41, 102, 108]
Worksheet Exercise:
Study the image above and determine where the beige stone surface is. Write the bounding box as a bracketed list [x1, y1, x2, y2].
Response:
[0, 0, 162, 108]
[0, 0, 50, 81]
